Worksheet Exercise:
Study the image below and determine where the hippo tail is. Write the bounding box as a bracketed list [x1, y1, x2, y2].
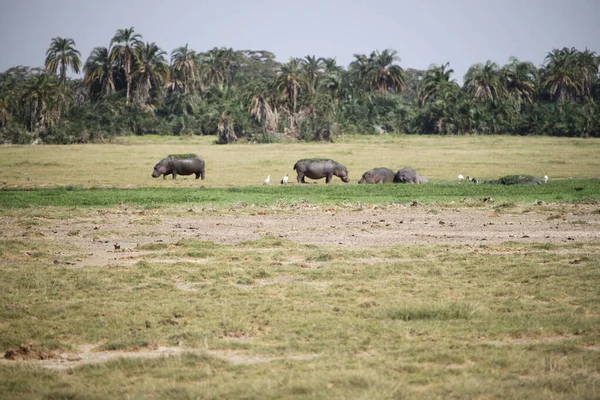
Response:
[293, 163, 297, 171]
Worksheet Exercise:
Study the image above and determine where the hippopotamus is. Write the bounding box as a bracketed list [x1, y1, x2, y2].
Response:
[486, 174, 541, 185]
[293, 158, 350, 184]
[152, 154, 205, 180]
[358, 168, 396, 184]
[394, 167, 428, 184]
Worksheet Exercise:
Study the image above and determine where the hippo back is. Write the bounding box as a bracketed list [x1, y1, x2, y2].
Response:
[394, 167, 428, 184]
[358, 168, 396, 184]
[294, 158, 350, 182]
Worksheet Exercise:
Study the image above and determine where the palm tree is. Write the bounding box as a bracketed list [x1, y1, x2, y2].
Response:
[364, 49, 405, 94]
[83, 46, 116, 98]
[203, 85, 243, 143]
[463, 61, 506, 103]
[421, 62, 458, 104]
[348, 53, 371, 88]
[21, 73, 65, 131]
[198, 51, 225, 90]
[198, 47, 240, 90]
[45, 37, 81, 84]
[132, 42, 169, 106]
[301, 55, 324, 94]
[576, 49, 600, 101]
[322, 57, 343, 75]
[110, 27, 142, 104]
[501, 57, 538, 105]
[170, 44, 200, 94]
[243, 80, 279, 133]
[275, 58, 305, 114]
[541, 48, 582, 104]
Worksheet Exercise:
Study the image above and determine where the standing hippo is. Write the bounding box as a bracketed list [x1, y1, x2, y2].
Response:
[293, 158, 350, 184]
[394, 167, 428, 184]
[358, 168, 396, 184]
[152, 154, 205, 180]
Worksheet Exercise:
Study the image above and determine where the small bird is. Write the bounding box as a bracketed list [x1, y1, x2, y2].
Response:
[458, 174, 465, 181]
[544, 175, 549, 184]
[467, 176, 478, 184]
[281, 174, 289, 185]
[263, 175, 271, 185]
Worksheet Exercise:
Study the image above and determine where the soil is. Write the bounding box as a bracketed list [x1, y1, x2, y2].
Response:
[1, 343, 318, 370]
[1, 201, 599, 369]
[8, 202, 598, 269]
[3, 342, 60, 361]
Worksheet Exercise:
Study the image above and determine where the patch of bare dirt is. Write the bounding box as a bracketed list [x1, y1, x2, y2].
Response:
[0, 344, 318, 370]
[0, 203, 598, 269]
[4, 342, 60, 361]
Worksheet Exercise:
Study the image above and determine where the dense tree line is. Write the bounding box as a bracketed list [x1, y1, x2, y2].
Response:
[1, 27, 599, 144]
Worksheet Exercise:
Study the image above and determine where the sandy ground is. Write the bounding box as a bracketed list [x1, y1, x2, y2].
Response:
[2, 201, 599, 369]
[4, 202, 598, 268]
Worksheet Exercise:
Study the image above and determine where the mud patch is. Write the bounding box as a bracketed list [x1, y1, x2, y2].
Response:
[4, 342, 60, 361]
[0, 344, 319, 370]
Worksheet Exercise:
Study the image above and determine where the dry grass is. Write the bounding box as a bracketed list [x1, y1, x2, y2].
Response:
[0, 135, 598, 189]
[0, 136, 599, 399]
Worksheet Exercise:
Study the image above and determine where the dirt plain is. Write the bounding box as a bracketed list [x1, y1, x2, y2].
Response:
[2, 200, 599, 370]
[3, 201, 599, 268]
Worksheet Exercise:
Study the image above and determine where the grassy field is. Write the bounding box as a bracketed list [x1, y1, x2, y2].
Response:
[0, 135, 599, 399]
[0, 134, 598, 189]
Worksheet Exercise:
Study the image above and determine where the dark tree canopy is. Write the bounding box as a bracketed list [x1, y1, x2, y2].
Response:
[1, 32, 599, 144]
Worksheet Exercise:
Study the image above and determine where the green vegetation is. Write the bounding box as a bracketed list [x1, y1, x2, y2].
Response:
[296, 157, 335, 163]
[167, 153, 199, 159]
[0, 180, 599, 208]
[1, 135, 598, 189]
[493, 174, 542, 185]
[0, 136, 598, 398]
[1, 28, 599, 145]
[1, 224, 599, 398]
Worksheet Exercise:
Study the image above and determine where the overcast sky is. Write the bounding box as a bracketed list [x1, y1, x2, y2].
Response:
[1, 0, 598, 82]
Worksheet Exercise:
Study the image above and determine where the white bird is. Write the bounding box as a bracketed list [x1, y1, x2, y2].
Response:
[458, 174, 465, 181]
[263, 175, 271, 185]
[544, 175, 549, 184]
[281, 174, 289, 185]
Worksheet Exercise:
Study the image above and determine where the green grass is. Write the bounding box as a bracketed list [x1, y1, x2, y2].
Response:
[0, 135, 599, 399]
[0, 135, 599, 189]
[1, 234, 599, 398]
[0, 179, 598, 208]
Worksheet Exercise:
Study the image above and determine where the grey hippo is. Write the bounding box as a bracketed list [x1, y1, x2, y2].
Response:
[293, 158, 350, 184]
[358, 168, 396, 184]
[486, 174, 542, 185]
[152, 154, 206, 180]
[394, 167, 428, 184]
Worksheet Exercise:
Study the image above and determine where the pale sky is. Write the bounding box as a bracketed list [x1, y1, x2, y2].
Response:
[1, 0, 599, 82]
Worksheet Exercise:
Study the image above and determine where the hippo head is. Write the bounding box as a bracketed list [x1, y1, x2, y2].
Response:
[152, 163, 167, 178]
[337, 167, 350, 183]
[358, 171, 373, 184]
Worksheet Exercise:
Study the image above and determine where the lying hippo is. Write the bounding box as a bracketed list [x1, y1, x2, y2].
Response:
[486, 174, 541, 185]
[152, 154, 205, 180]
[293, 158, 350, 184]
[358, 168, 396, 184]
[394, 167, 428, 184]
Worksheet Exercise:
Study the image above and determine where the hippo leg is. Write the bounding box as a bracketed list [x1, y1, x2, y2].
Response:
[163, 174, 167, 180]
[325, 173, 333, 184]
[195, 172, 200, 179]
[171, 172, 177, 180]
[200, 171, 205, 180]
[297, 173, 306, 184]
